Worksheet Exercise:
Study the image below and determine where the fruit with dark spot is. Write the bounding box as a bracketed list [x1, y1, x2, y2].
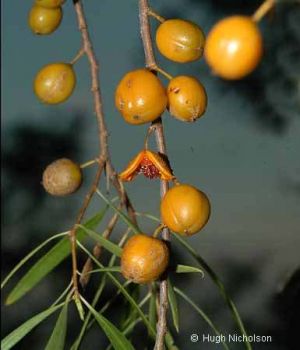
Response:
[167, 76, 207, 122]
[42, 158, 82, 196]
[115, 69, 168, 125]
[121, 234, 169, 284]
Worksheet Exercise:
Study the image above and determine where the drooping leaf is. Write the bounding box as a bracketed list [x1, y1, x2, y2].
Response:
[1, 232, 68, 290]
[148, 286, 157, 336]
[167, 278, 179, 333]
[96, 189, 140, 234]
[6, 208, 108, 305]
[77, 224, 122, 257]
[1, 303, 64, 350]
[175, 264, 204, 276]
[174, 287, 229, 350]
[81, 297, 135, 350]
[45, 301, 68, 350]
[173, 234, 252, 350]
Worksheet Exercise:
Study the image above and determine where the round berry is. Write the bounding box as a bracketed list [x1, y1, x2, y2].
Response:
[161, 184, 210, 236]
[167, 76, 207, 122]
[156, 19, 205, 63]
[34, 63, 76, 104]
[205, 16, 263, 80]
[28, 5, 62, 35]
[121, 234, 169, 284]
[115, 69, 168, 125]
[42, 158, 82, 196]
[35, 0, 65, 8]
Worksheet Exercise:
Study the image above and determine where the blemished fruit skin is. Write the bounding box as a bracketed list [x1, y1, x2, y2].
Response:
[29, 5, 62, 35]
[35, 0, 65, 8]
[161, 184, 210, 236]
[34, 63, 76, 104]
[167, 76, 207, 122]
[42, 158, 82, 196]
[205, 16, 263, 80]
[156, 19, 205, 63]
[115, 69, 168, 125]
[121, 234, 169, 284]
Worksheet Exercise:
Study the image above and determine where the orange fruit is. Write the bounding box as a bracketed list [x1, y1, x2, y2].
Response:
[161, 183, 210, 236]
[121, 234, 169, 284]
[28, 5, 62, 35]
[205, 16, 263, 80]
[115, 69, 168, 125]
[35, 0, 65, 8]
[167, 76, 207, 122]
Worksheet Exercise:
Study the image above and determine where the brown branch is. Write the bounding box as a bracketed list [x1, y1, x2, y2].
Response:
[139, 1, 170, 349]
[71, 0, 137, 302]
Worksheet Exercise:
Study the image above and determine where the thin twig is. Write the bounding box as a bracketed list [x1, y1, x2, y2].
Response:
[71, 0, 137, 305]
[252, 0, 275, 22]
[139, 1, 171, 349]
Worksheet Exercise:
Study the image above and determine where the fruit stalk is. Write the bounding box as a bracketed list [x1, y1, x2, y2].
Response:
[139, 0, 171, 349]
[252, 0, 275, 22]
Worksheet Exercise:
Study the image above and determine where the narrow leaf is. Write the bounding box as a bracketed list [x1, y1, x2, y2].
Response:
[173, 234, 252, 350]
[174, 287, 229, 350]
[6, 208, 108, 305]
[81, 297, 135, 350]
[167, 278, 179, 333]
[45, 302, 68, 350]
[175, 264, 204, 276]
[77, 224, 122, 257]
[148, 287, 157, 336]
[1, 303, 64, 350]
[96, 189, 140, 234]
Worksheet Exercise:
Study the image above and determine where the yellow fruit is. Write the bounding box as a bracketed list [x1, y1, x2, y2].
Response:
[161, 184, 210, 236]
[42, 158, 82, 196]
[28, 5, 62, 35]
[156, 19, 205, 63]
[35, 0, 65, 8]
[34, 63, 76, 104]
[115, 69, 168, 125]
[121, 234, 169, 284]
[167, 76, 207, 122]
[205, 16, 263, 80]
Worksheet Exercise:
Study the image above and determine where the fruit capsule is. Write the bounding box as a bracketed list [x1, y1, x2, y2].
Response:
[42, 158, 82, 196]
[156, 19, 205, 63]
[167, 76, 207, 122]
[121, 234, 169, 284]
[28, 5, 62, 35]
[161, 183, 210, 236]
[205, 16, 263, 80]
[34, 63, 76, 104]
[115, 69, 168, 125]
[35, 0, 65, 8]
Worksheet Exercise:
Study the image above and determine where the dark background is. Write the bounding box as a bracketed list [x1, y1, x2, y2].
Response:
[2, 0, 300, 349]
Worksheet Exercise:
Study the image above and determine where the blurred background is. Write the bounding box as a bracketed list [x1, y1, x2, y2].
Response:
[1, 0, 300, 349]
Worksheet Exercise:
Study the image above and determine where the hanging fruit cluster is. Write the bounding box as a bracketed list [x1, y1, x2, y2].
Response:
[27, 1, 269, 286]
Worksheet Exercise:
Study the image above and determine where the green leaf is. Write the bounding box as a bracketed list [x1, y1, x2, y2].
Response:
[5, 208, 108, 305]
[96, 189, 140, 234]
[87, 267, 121, 274]
[167, 278, 179, 333]
[77, 224, 122, 257]
[81, 297, 135, 350]
[1, 232, 68, 290]
[148, 287, 157, 336]
[174, 287, 229, 350]
[173, 234, 252, 350]
[1, 303, 64, 350]
[45, 302, 68, 350]
[175, 264, 204, 276]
